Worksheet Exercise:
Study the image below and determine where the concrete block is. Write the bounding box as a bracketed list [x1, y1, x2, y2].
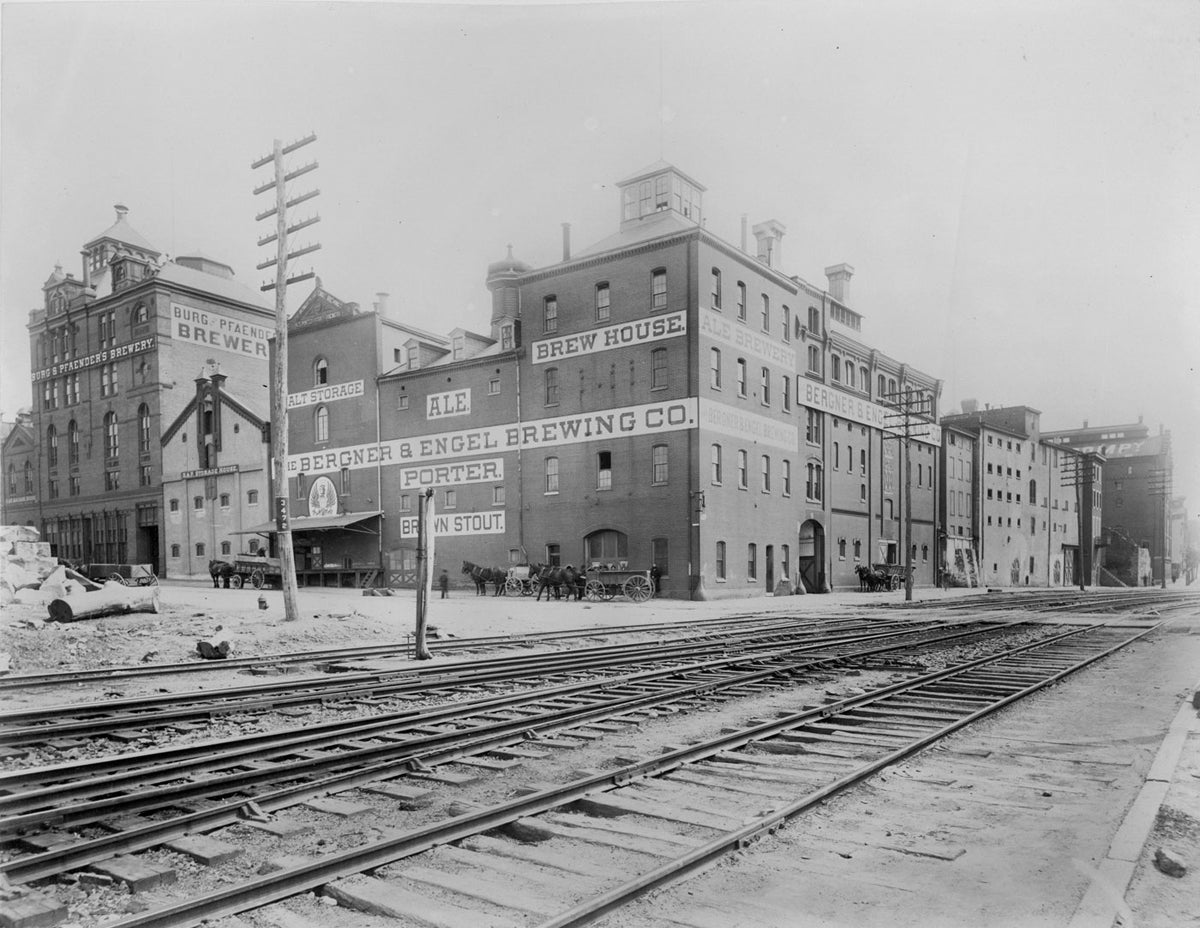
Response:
[164, 833, 243, 865]
[89, 856, 176, 892]
[0, 889, 68, 928]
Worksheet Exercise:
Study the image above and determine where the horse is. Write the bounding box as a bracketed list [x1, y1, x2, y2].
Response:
[854, 564, 890, 592]
[209, 559, 235, 589]
[462, 561, 504, 596]
[535, 564, 580, 602]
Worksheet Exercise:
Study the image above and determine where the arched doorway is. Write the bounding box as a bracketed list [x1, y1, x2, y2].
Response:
[798, 520, 825, 593]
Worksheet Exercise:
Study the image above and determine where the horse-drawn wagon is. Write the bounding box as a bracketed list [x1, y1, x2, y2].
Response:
[86, 563, 158, 587]
[225, 555, 282, 589]
[583, 566, 655, 603]
[504, 564, 538, 597]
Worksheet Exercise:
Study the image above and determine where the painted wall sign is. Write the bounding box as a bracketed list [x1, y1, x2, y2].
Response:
[800, 381, 941, 447]
[308, 475, 338, 517]
[531, 311, 686, 364]
[427, 388, 471, 420]
[287, 380, 364, 410]
[699, 308, 797, 369]
[171, 303, 273, 358]
[398, 510, 506, 538]
[32, 337, 156, 382]
[698, 398, 799, 452]
[1060, 437, 1161, 459]
[288, 398, 699, 476]
[398, 458, 503, 490]
[180, 464, 240, 479]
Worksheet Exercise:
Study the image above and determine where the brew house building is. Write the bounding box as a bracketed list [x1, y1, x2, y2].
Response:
[2, 206, 275, 573]
[279, 162, 943, 597]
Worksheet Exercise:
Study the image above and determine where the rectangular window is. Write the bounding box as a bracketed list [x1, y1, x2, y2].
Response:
[651, 348, 668, 390]
[137, 465, 151, 486]
[651, 270, 667, 311]
[747, 543, 757, 580]
[48, 478, 59, 499]
[806, 408, 822, 444]
[783, 376, 791, 411]
[595, 283, 611, 322]
[783, 459, 791, 497]
[711, 444, 722, 484]
[543, 296, 558, 334]
[397, 394, 409, 410]
[544, 367, 559, 406]
[760, 294, 770, 331]
[597, 450, 612, 490]
[341, 467, 351, 494]
[737, 359, 747, 397]
[444, 489, 456, 509]
[716, 541, 726, 580]
[736, 282, 746, 320]
[545, 456, 559, 494]
[710, 268, 722, 309]
[782, 305, 790, 342]
[760, 367, 770, 406]
[488, 378, 500, 395]
[492, 486, 505, 506]
[761, 455, 770, 493]
[710, 348, 722, 389]
[70, 475, 80, 496]
[737, 449, 748, 489]
[652, 444, 668, 485]
[400, 494, 412, 512]
[807, 345, 820, 374]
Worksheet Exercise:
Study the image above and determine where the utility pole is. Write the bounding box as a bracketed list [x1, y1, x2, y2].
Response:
[881, 387, 933, 602]
[251, 133, 321, 623]
[1059, 450, 1091, 591]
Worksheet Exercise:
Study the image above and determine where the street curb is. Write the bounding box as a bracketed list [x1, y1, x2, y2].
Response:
[1066, 681, 1200, 928]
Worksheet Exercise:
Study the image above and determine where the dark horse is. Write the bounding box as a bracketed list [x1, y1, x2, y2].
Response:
[535, 564, 582, 602]
[854, 564, 890, 592]
[462, 561, 504, 596]
[209, 559, 235, 589]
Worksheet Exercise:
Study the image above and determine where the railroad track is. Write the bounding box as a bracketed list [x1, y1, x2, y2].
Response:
[0, 620, 1041, 895]
[21, 619, 1155, 928]
[886, 587, 1197, 614]
[0, 616, 942, 747]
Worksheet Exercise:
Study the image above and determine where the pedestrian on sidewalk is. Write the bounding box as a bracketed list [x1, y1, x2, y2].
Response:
[439, 569, 450, 598]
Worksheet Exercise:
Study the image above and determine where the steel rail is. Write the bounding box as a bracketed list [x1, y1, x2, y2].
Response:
[0, 618, 935, 738]
[95, 621, 1157, 928]
[0, 621, 1018, 882]
[0, 612, 842, 691]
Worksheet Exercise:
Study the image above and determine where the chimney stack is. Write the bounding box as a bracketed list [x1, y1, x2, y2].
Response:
[961, 398, 978, 415]
[374, 292, 389, 315]
[740, 215, 748, 253]
[824, 263, 855, 303]
[561, 223, 571, 262]
[752, 220, 786, 269]
[114, 204, 128, 221]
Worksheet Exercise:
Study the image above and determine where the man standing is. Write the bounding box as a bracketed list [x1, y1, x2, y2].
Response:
[439, 569, 450, 598]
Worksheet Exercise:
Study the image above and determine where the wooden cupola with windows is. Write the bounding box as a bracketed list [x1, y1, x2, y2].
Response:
[617, 161, 705, 231]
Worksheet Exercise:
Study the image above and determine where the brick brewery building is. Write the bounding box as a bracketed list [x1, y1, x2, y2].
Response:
[2, 206, 274, 573]
[279, 162, 943, 597]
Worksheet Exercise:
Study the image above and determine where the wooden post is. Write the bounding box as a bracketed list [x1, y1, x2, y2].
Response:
[413, 488, 433, 660]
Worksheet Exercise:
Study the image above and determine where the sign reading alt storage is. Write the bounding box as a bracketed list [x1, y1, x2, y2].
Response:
[398, 511, 506, 538]
[531, 311, 686, 364]
[172, 303, 273, 359]
[289, 398, 699, 476]
[287, 380, 364, 409]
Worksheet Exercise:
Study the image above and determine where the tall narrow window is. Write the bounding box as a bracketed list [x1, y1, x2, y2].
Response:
[716, 541, 726, 580]
[761, 455, 771, 492]
[737, 449, 748, 489]
[595, 283, 610, 322]
[710, 268, 722, 309]
[760, 294, 770, 330]
[68, 420, 79, 465]
[711, 444, 722, 484]
[544, 367, 559, 406]
[341, 467, 351, 494]
[47, 426, 58, 467]
[104, 412, 119, 459]
[878, 373, 887, 398]
[652, 443, 668, 484]
[806, 409, 822, 444]
[736, 359, 747, 397]
[832, 355, 842, 381]
[806, 462, 823, 501]
[543, 295, 558, 334]
[314, 405, 329, 442]
[808, 306, 820, 333]
[651, 348, 668, 390]
[314, 357, 328, 385]
[710, 348, 722, 389]
[782, 305, 790, 341]
[545, 456, 559, 494]
[783, 459, 791, 496]
[23, 461, 33, 494]
[736, 282, 747, 320]
[860, 365, 869, 392]
[138, 404, 151, 454]
[783, 375, 791, 411]
[760, 367, 770, 406]
[597, 451, 612, 490]
[747, 543, 758, 580]
[651, 269, 667, 311]
[807, 345, 820, 374]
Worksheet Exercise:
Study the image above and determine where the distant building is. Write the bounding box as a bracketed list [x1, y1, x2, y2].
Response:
[1, 411, 37, 526]
[939, 422, 979, 586]
[1043, 418, 1174, 586]
[941, 404, 1101, 587]
[279, 161, 942, 596]
[2, 205, 274, 571]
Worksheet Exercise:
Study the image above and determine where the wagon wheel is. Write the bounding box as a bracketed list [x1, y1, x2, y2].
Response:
[230, 574, 245, 590]
[522, 579, 535, 597]
[147, 573, 159, 586]
[109, 573, 128, 586]
[504, 576, 523, 596]
[584, 579, 607, 602]
[623, 575, 653, 603]
[251, 568, 267, 590]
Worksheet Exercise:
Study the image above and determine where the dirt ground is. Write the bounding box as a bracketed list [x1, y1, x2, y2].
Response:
[2, 582, 1197, 928]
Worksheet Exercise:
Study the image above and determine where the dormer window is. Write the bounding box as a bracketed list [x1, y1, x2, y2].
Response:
[407, 346, 419, 370]
[452, 336, 465, 360]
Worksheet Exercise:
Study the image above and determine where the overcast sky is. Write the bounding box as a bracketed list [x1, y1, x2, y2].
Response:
[3, 0, 1198, 508]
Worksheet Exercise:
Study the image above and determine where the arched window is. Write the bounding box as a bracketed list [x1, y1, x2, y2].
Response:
[47, 425, 58, 468]
[585, 529, 628, 566]
[103, 412, 119, 459]
[846, 364, 855, 389]
[831, 355, 842, 381]
[314, 405, 329, 443]
[6, 463, 15, 495]
[132, 302, 148, 325]
[138, 404, 151, 454]
[313, 357, 328, 386]
[878, 374, 887, 398]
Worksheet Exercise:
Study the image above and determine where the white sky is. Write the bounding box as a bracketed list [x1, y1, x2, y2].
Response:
[3, 0, 1198, 508]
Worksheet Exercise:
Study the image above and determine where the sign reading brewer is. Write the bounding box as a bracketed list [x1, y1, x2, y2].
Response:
[172, 303, 273, 359]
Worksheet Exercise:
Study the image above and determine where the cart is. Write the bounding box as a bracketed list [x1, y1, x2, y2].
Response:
[89, 563, 159, 587]
[504, 564, 538, 597]
[583, 566, 655, 603]
[231, 555, 283, 589]
[872, 563, 912, 592]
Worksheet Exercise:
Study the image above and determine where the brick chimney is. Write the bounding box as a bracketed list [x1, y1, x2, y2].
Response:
[825, 263, 854, 302]
[752, 220, 786, 269]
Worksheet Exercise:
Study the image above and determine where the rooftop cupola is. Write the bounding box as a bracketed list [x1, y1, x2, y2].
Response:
[616, 161, 705, 231]
[485, 245, 531, 348]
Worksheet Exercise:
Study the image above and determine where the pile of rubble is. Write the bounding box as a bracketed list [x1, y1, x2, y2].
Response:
[1, 524, 98, 607]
